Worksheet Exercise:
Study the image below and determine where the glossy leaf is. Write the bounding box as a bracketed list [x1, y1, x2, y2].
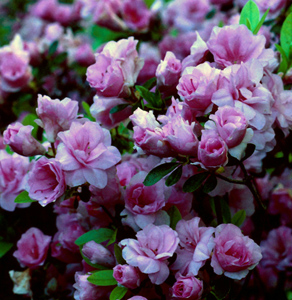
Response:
[87, 270, 117, 286]
[14, 191, 36, 204]
[110, 286, 128, 300]
[165, 165, 183, 186]
[183, 172, 209, 193]
[75, 228, 115, 246]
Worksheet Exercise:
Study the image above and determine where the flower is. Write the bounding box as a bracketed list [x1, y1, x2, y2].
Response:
[27, 157, 66, 206]
[120, 224, 179, 284]
[13, 227, 51, 269]
[56, 121, 121, 188]
[113, 264, 141, 289]
[211, 224, 262, 280]
[172, 273, 203, 299]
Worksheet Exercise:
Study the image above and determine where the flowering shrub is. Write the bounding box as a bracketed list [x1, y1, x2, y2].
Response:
[1, 0, 292, 299]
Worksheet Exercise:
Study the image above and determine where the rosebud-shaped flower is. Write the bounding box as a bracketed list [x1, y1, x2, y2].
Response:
[56, 121, 121, 188]
[172, 274, 203, 300]
[177, 62, 220, 117]
[0, 52, 32, 92]
[87, 37, 144, 97]
[211, 224, 262, 280]
[27, 157, 66, 206]
[13, 227, 51, 269]
[113, 264, 141, 289]
[0, 151, 30, 211]
[3, 122, 46, 156]
[82, 241, 115, 267]
[209, 106, 248, 148]
[35, 95, 79, 143]
[198, 130, 228, 168]
[120, 224, 179, 285]
[156, 51, 182, 89]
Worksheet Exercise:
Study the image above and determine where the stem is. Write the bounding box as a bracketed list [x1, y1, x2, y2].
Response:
[214, 173, 246, 185]
[51, 142, 56, 156]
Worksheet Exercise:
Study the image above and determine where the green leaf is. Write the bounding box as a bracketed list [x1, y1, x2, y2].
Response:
[183, 172, 209, 193]
[220, 198, 232, 224]
[0, 241, 13, 258]
[110, 286, 128, 300]
[280, 13, 292, 58]
[14, 191, 36, 203]
[168, 206, 182, 230]
[87, 270, 117, 286]
[239, 0, 260, 32]
[48, 41, 59, 56]
[202, 174, 217, 194]
[253, 8, 270, 34]
[144, 0, 155, 8]
[82, 101, 95, 121]
[75, 228, 115, 246]
[53, 52, 67, 65]
[22, 113, 38, 139]
[231, 210, 246, 227]
[110, 104, 130, 114]
[107, 228, 117, 246]
[136, 85, 162, 109]
[143, 163, 180, 186]
[165, 165, 183, 186]
[114, 244, 127, 265]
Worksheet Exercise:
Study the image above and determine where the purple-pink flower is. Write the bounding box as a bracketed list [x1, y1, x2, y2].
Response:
[35, 95, 79, 143]
[113, 264, 141, 289]
[13, 227, 51, 269]
[120, 224, 179, 285]
[27, 157, 66, 207]
[56, 121, 121, 188]
[172, 273, 203, 299]
[211, 224, 262, 280]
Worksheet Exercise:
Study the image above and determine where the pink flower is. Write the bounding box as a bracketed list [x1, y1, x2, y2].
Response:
[73, 272, 112, 300]
[120, 224, 179, 284]
[87, 37, 144, 97]
[177, 62, 220, 117]
[32, 0, 57, 21]
[3, 122, 46, 156]
[198, 129, 228, 169]
[27, 157, 66, 207]
[113, 264, 141, 289]
[128, 297, 148, 300]
[82, 241, 115, 267]
[172, 217, 215, 275]
[172, 274, 203, 299]
[207, 25, 274, 68]
[0, 52, 32, 92]
[211, 224, 262, 280]
[56, 121, 121, 188]
[122, 0, 151, 31]
[260, 226, 292, 271]
[13, 227, 51, 269]
[0, 151, 30, 211]
[90, 95, 132, 129]
[35, 95, 79, 143]
[254, 0, 286, 19]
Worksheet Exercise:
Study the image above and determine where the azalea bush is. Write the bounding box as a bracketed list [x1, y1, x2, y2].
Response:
[1, 0, 292, 299]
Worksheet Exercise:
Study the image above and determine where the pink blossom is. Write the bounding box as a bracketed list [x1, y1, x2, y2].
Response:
[156, 51, 182, 90]
[177, 62, 220, 117]
[56, 121, 121, 188]
[0, 52, 32, 92]
[128, 297, 148, 300]
[172, 274, 203, 299]
[31, 0, 57, 21]
[0, 151, 30, 211]
[35, 95, 79, 143]
[3, 122, 46, 156]
[90, 95, 132, 129]
[73, 272, 112, 300]
[113, 264, 141, 289]
[27, 157, 66, 207]
[122, 0, 151, 31]
[260, 226, 292, 271]
[254, 0, 286, 19]
[172, 217, 215, 276]
[211, 224, 262, 280]
[198, 129, 228, 169]
[207, 25, 274, 68]
[74, 43, 95, 67]
[120, 224, 179, 284]
[87, 37, 144, 97]
[82, 241, 115, 267]
[13, 227, 51, 269]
